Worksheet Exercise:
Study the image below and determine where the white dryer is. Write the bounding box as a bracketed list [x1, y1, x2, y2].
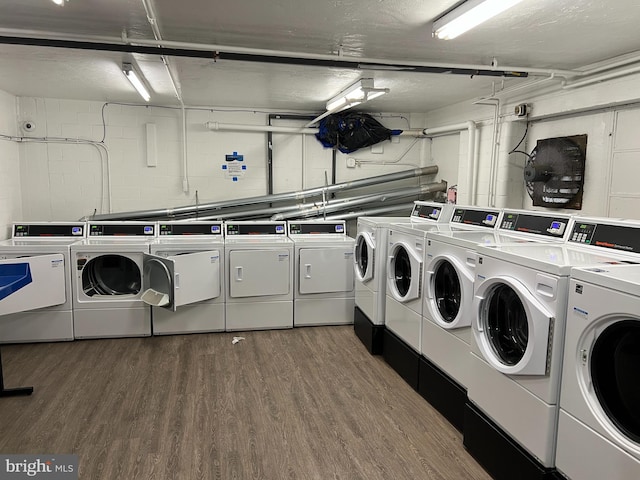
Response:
[288, 220, 355, 327]
[0, 222, 85, 342]
[421, 211, 572, 431]
[557, 264, 640, 480]
[224, 221, 293, 331]
[149, 221, 225, 335]
[71, 222, 156, 338]
[465, 218, 640, 480]
[354, 201, 453, 354]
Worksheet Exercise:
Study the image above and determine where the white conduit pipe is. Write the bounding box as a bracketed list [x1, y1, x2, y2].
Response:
[563, 64, 640, 90]
[206, 121, 319, 135]
[421, 121, 477, 204]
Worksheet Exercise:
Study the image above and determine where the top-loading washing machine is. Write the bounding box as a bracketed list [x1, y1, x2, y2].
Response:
[71, 221, 157, 339]
[354, 201, 454, 354]
[383, 204, 495, 389]
[288, 220, 355, 327]
[556, 263, 640, 480]
[149, 221, 225, 335]
[224, 221, 293, 331]
[0, 222, 85, 343]
[420, 210, 573, 430]
[464, 217, 640, 480]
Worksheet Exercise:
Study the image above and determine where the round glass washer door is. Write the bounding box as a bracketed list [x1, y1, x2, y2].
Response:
[433, 259, 461, 324]
[485, 283, 529, 366]
[590, 320, 640, 444]
[354, 232, 374, 282]
[82, 254, 141, 296]
[388, 242, 421, 302]
[473, 276, 553, 375]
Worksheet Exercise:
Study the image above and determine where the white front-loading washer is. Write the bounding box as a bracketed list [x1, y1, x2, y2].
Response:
[421, 211, 573, 431]
[149, 221, 225, 335]
[354, 201, 454, 354]
[557, 264, 640, 480]
[465, 218, 640, 480]
[71, 222, 157, 339]
[288, 220, 355, 327]
[224, 221, 293, 331]
[384, 205, 497, 390]
[0, 222, 85, 342]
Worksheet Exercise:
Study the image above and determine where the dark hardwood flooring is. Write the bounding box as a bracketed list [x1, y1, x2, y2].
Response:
[0, 326, 491, 480]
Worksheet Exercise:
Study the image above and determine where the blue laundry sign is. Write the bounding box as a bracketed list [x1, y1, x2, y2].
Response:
[222, 151, 247, 181]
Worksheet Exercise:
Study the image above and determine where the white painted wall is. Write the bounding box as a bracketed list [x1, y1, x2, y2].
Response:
[15, 99, 439, 221]
[0, 89, 21, 239]
[425, 71, 640, 217]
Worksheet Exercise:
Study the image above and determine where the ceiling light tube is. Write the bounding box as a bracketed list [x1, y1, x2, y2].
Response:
[122, 62, 151, 102]
[325, 78, 389, 113]
[433, 0, 525, 40]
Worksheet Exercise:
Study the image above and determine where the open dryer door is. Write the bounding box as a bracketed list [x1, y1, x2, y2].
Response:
[0, 254, 66, 316]
[141, 250, 221, 312]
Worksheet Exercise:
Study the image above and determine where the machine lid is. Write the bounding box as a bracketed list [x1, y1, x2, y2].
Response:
[570, 265, 640, 296]
[476, 243, 640, 276]
[428, 230, 540, 249]
[498, 211, 572, 240]
[12, 223, 85, 238]
[449, 207, 500, 229]
[590, 320, 640, 443]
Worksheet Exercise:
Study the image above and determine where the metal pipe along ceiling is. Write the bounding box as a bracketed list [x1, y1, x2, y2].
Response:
[87, 166, 438, 221]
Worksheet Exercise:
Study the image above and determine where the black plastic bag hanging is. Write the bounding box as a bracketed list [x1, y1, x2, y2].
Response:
[315, 112, 403, 154]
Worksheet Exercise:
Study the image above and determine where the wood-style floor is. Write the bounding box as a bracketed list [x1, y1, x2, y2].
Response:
[0, 326, 491, 480]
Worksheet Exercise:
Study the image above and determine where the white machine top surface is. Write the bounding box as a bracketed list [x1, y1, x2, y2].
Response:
[387, 222, 456, 237]
[476, 242, 640, 276]
[151, 236, 224, 248]
[357, 216, 411, 227]
[73, 237, 155, 246]
[289, 235, 355, 245]
[224, 236, 292, 245]
[570, 264, 640, 296]
[0, 238, 83, 247]
[428, 230, 553, 249]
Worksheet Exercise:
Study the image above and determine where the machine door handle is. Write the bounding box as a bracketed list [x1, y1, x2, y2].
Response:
[305, 264, 312, 279]
[235, 266, 243, 282]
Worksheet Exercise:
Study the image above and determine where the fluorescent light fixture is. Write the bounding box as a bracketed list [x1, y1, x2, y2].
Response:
[51, 0, 66, 5]
[122, 63, 151, 102]
[433, 0, 525, 40]
[325, 78, 389, 113]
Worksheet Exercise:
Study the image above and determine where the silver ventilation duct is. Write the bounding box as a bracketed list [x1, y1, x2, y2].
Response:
[86, 166, 438, 221]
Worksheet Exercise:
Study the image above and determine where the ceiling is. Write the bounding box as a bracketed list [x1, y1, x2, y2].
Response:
[0, 0, 639, 114]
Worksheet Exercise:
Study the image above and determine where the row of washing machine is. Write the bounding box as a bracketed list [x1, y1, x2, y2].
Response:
[0, 219, 355, 342]
[353, 201, 640, 480]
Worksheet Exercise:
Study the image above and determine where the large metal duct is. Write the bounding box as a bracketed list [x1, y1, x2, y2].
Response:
[270, 181, 447, 220]
[86, 166, 438, 221]
[186, 181, 443, 221]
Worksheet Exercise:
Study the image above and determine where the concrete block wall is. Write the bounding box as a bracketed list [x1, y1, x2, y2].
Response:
[0, 89, 21, 239]
[15, 99, 435, 221]
[423, 71, 640, 217]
